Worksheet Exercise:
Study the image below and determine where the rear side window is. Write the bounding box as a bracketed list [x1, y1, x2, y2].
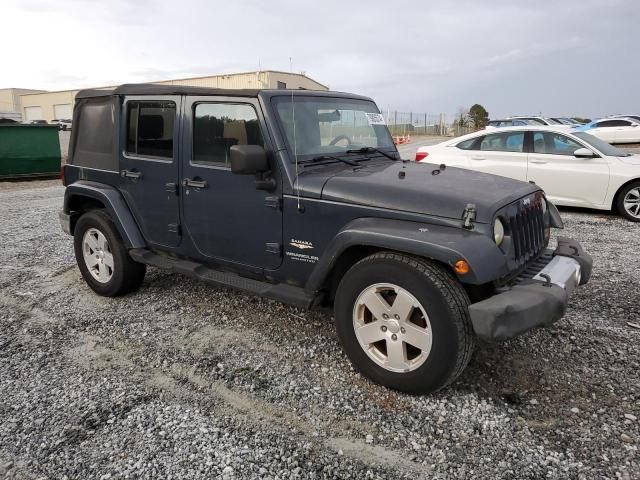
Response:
[479, 132, 524, 152]
[126, 101, 176, 158]
[193, 103, 264, 167]
[595, 120, 628, 128]
[456, 138, 477, 150]
[73, 98, 116, 170]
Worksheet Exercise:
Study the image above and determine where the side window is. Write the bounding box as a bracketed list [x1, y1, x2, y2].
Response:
[457, 137, 477, 150]
[193, 103, 264, 167]
[533, 132, 582, 155]
[126, 101, 176, 158]
[479, 132, 524, 152]
[73, 98, 117, 171]
[595, 120, 627, 128]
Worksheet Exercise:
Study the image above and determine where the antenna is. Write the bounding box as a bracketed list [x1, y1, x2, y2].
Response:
[291, 84, 302, 211]
[289, 57, 303, 212]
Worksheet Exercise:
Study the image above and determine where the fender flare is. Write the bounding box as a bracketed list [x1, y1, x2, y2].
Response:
[305, 217, 507, 294]
[63, 181, 146, 248]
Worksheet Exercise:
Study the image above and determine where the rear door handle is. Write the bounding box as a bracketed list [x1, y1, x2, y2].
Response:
[530, 159, 548, 164]
[182, 178, 208, 189]
[470, 155, 485, 160]
[121, 169, 142, 180]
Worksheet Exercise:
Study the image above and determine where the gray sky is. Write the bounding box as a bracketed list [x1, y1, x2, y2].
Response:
[4, 0, 639, 118]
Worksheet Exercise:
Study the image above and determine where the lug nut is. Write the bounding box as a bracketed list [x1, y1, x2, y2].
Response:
[382, 313, 389, 319]
[391, 334, 398, 341]
[401, 327, 406, 334]
[394, 314, 400, 320]
[381, 325, 387, 332]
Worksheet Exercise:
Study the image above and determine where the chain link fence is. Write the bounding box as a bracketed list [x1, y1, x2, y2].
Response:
[382, 110, 478, 137]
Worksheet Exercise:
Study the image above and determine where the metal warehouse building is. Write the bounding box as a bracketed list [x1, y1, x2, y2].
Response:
[4, 70, 328, 123]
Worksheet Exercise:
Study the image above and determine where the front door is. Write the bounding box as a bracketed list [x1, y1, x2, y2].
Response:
[119, 96, 181, 248]
[466, 130, 528, 181]
[527, 131, 609, 207]
[181, 97, 283, 270]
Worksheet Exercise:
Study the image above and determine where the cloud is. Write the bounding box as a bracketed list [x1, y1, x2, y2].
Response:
[2, 0, 639, 118]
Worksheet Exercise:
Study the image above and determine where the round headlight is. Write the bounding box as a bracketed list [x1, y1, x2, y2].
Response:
[494, 218, 505, 246]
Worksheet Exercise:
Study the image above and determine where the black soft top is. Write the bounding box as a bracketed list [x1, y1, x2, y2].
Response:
[75, 83, 372, 102]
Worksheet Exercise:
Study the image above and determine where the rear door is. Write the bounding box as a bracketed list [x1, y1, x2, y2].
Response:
[180, 97, 283, 270]
[613, 119, 639, 142]
[526, 131, 609, 206]
[588, 120, 620, 142]
[465, 130, 528, 181]
[119, 96, 181, 248]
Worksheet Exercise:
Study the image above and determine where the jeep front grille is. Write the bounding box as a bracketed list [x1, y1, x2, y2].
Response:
[508, 197, 546, 263]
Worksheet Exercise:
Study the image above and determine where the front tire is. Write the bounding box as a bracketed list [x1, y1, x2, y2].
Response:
[616, 181, 640, 222]
[73, 210, 146, 296]
[334, 252, 474, 394]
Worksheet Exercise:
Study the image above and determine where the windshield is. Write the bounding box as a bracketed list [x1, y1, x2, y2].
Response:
[273, 96, 395, 160]
[573, 132, 631, 156]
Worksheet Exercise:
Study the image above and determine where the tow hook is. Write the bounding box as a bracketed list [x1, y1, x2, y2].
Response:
[462, 203, 477, 230]
[539, 273, 552, 287]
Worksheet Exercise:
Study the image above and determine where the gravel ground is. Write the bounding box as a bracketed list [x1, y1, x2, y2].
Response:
[0, 179, 638, 479]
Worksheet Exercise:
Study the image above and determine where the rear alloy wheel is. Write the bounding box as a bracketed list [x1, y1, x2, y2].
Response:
[73, 210, 146, 296]
[617, 181, 640, 222]
[82, 228, 114, 284]
[334, 252, 474, 394]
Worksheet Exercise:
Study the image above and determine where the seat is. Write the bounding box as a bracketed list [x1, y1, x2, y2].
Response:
[534, 138, 546, 154]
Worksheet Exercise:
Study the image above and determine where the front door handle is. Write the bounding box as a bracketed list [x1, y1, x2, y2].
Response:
[182, 178, 208, 189]
[470, 155, 485, 160]
[121, 169, 142, 180]
[530, 159, 548, 164]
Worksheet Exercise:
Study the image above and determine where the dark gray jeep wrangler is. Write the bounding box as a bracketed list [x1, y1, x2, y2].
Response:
[60, 84, 592, 393]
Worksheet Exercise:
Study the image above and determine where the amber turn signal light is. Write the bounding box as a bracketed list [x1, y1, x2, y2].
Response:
[454, 260, 470, 275]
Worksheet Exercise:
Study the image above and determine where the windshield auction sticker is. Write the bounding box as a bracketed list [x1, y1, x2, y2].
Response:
[365, 113, 386, 125]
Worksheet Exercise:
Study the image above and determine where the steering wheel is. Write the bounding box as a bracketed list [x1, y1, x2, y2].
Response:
[329, 135, 353, 147]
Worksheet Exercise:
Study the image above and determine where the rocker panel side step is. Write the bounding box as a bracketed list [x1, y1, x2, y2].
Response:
[129, 248, 313, 308]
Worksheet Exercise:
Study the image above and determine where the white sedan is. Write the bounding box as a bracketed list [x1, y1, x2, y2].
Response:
[576, 117, 640, 144]
[414, 126, 640, 221]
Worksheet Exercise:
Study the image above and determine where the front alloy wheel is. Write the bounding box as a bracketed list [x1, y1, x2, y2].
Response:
[617, 181, 640, 222]
[334, 252, 474, 394]
[623, 187, 640, 219]
[353, 283, 432, 373]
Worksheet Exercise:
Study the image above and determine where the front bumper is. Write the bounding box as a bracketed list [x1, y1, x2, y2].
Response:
[468, 236, 592, 341]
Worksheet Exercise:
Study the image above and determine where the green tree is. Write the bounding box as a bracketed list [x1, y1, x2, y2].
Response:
[469, 104, 489, 128]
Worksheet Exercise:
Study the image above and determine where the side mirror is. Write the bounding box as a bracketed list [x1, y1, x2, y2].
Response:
[230, 145, 268, 174]
[573, 147, 596, 158]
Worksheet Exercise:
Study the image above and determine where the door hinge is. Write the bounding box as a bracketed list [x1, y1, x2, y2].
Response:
[265, 196, 281, 210]
[265, 242, 281, 255]
[168, 224, 181, 235]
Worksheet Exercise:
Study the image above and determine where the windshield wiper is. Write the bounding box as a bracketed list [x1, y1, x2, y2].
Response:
[303, 155, 360, 167]
[346, 146, 398, 161]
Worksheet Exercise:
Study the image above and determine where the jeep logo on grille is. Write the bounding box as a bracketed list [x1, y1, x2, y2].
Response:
[523, 198, 531, 206]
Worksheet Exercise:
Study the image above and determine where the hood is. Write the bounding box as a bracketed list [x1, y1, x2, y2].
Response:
[298, 160, 539, 223]
[619, 154, 640, 166]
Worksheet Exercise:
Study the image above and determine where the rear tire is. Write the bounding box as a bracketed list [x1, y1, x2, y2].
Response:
[334, 252, 474, 394]
[73, 210, 146, 296]
[616, 181, 640, 222]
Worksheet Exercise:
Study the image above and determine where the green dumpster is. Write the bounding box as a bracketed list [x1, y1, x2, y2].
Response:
[0, 125, 61, 179]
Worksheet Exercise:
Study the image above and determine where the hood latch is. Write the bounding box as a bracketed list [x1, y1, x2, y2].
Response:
[462, 203, 477, 230]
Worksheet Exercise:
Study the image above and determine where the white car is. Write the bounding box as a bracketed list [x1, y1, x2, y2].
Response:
[508, 116, 574, 130]
[578, 117, 640, 144]
[414, 126, 640, 221]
